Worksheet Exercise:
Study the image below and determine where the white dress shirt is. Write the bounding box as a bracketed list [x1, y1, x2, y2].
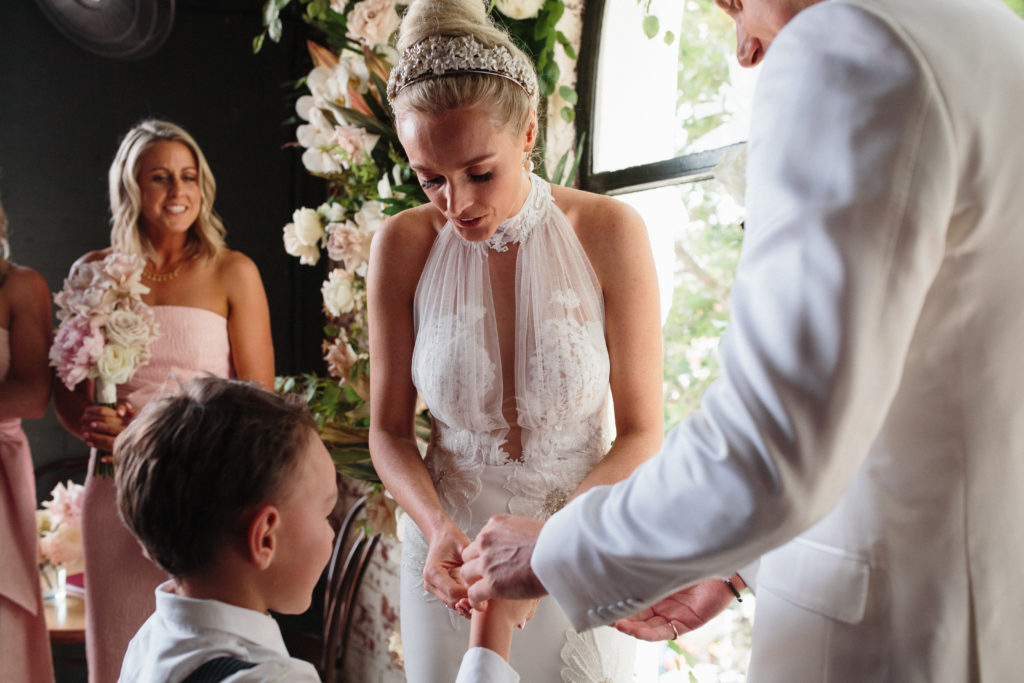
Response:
[455, 647, 520, 683]
[532, 0, 1024, 680]
[118, 581, 320, 682]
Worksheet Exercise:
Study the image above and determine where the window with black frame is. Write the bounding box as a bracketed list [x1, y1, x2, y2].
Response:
[577, 0, 756, 679]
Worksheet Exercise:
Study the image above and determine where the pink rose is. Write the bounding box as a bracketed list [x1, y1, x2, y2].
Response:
[347, 0, 400, 47]
[326, 221, 370, 272]
[330, 125, 380, 167]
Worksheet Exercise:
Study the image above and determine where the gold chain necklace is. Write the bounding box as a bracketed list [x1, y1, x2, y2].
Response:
[143, 261, 183, 282]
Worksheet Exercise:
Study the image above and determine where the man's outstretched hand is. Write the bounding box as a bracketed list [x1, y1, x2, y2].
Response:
[614, 577, 738, 641]
[461, 515, 548, 609]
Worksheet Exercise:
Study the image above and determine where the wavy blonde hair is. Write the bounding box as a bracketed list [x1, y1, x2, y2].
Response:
[392, 0, 538, 138]
[109, 120, 226, 261]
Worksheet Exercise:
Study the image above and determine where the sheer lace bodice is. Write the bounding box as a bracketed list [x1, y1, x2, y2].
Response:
[411, 174, 611, 531]
[402, 175, 634, 683]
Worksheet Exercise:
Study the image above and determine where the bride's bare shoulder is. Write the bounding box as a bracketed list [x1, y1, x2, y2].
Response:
[372, 202, 443, 263]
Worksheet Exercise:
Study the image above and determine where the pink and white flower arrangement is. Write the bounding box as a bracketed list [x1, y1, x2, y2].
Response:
[49, 252, 159, 476]
[37, 480, 86, 578]
[50, 252, 158, 393]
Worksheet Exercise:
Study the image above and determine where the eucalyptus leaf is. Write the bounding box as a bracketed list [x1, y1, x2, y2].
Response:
[551, 149, 569, 185]
[664, 30, 676, 45]
[559, 106, 574, 124]
[642, 15, 660, 39]
[564, 132, 586, 186]
[268, 16, 283, 43]
[252, 34, 265, 54]
[558, 85, 577, 105]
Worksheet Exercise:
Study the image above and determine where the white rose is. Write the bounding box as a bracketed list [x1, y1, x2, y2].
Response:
[327, 221, 370, 272]
[321, 269, 358, 317]
[318, 202, 347, 223]
[96, 343, 139, 385]
[283, 223, 322, 266]
[292, 207, 325, 247]
[347, 0, 400, 47]
[495, 0, 545, 20]
[105, 308, 152, 351]
[353, 200, 385, 234]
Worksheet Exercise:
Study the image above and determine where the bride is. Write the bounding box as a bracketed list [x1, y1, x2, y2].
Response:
[367, 0, 664, 679]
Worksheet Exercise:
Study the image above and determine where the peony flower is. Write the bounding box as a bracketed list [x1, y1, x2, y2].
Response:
[292, 207, 326, 247]
[50, 315, 105, 390]
[96, 343, 140, 385]
[39, 524, 83, 574]
[42, 481, 84, 530]
[283, 223, 322, 266]
[321, 269, 358, 317]
[495, 0, 545, 20]
[324, 334, 359, 381]
[326, 221, 370, 272]
[330, 125, 380, 167]
[347, 0, 401, 47]
[101, 252, 150, 299]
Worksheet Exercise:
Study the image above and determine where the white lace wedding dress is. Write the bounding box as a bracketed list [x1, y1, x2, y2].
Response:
[399, 174, 636, 682]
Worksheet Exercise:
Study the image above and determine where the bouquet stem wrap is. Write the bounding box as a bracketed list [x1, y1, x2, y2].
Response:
[92, 377, 117, 478]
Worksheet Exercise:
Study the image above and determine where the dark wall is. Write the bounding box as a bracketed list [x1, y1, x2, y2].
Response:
[0, 0, 328, 477]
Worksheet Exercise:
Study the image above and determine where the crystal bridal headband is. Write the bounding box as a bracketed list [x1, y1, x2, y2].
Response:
[386, 34, 539, 102]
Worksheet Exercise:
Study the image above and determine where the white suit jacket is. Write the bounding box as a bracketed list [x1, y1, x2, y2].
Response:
[533, 0, 1024, 680]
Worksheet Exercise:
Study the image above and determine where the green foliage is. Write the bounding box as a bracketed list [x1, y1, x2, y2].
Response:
[674, 0, 734, 151]
[1004, 0, 1024, 17]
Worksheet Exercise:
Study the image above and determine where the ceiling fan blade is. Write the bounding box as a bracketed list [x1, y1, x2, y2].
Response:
[33, 0, 176, 61]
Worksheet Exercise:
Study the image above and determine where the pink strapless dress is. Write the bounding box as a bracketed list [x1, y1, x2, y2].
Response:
[82, 306, 232, 683]
[0, 327, 55, 683]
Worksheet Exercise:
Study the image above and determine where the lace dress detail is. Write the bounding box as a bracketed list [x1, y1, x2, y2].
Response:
[404, 174, 629, 680]
[411, 174, 610, 534]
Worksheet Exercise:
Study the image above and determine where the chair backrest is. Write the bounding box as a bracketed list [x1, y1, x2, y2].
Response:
[319, 494, 380, 683]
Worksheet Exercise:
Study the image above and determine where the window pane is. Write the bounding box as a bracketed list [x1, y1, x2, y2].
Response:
[618, 178, 744, 430]
[592, 0, 759, 173]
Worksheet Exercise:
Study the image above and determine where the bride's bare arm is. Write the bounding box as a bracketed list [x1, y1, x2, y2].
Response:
[565, 191, 664, 498]
[368, 211, 471, 612]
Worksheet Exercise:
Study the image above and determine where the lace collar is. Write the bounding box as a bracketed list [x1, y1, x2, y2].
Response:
[478, 173, 549, 253]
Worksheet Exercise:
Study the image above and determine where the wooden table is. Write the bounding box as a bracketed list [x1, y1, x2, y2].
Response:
[45, 592, 86, 645]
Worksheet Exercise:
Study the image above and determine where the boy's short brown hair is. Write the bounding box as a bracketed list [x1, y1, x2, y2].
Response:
[115, 376, 319, 577]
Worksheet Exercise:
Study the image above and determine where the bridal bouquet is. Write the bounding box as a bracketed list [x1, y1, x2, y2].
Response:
[37, 480, 85, 598]
[49, 252, 159, 477]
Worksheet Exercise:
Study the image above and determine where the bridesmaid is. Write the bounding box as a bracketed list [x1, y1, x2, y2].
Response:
[54, 119, 274, 683]
[0, 198, 55, 683]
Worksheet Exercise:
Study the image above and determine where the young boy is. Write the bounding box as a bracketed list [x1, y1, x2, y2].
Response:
[114, 376, 336, 682]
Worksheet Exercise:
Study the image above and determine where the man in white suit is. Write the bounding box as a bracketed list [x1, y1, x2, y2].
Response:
[461, 0, 1024, 679]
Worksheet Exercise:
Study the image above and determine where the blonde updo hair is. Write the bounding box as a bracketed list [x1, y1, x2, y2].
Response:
[109, 119, 226, 262]
[393, 0, 538, 137]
